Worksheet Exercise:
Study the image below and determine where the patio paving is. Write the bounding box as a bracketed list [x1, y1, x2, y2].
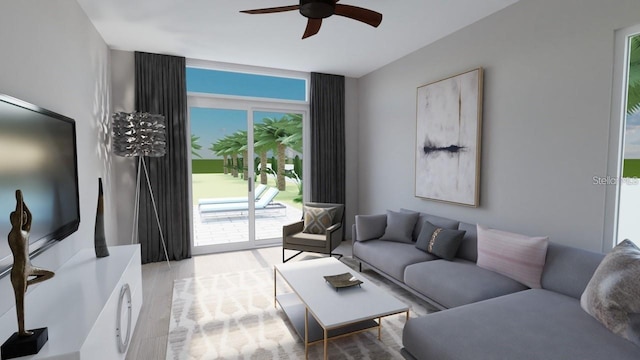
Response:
[193, 203, 303, 246]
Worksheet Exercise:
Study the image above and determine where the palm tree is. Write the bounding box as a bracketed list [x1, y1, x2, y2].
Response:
[191, 134, 203, 158]
[210, 139, 230, 174]
[226, 131, 247, 179]
[253, 122, 271, 185]
[253, 114, 302, 191]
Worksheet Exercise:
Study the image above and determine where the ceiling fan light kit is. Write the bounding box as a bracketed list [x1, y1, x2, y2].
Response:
[300, 0, 335, 18]
[240, 0, 382, 39]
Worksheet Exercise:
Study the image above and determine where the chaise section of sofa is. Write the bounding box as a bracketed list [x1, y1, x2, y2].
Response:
[401, 243, 640, 360]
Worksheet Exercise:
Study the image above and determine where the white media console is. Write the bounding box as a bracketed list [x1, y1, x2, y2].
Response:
[0, 245, 142, 359]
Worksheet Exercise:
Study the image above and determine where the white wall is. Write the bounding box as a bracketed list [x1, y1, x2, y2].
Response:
[344, 77, 359, 237]
[0, 0, 111, 315]
[356, 0, 640, 253]
[109, 50, 138, 246]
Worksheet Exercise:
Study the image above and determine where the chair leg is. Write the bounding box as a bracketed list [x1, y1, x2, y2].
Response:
[283, 250, 303, 263]
[359, 262, 362, 272]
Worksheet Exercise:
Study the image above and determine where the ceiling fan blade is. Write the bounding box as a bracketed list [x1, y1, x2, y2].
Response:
[240, 5, 299, 15]
[334, 4, 383, 27]
[302, 18, 322, 39]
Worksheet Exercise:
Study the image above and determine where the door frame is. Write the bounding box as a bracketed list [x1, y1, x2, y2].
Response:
[604, 23, 640, 251]
[188, 96, 309, 255]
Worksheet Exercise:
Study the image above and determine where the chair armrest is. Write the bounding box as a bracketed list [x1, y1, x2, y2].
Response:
[327, 222, 343, 250]
[283, 221, 304, 238]
[354, 214, 387, 241]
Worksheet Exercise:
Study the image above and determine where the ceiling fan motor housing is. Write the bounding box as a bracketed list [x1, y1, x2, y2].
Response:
[300, 0, 335, 19]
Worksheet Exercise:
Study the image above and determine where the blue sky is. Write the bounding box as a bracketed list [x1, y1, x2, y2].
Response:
[186, 68, 306, 101]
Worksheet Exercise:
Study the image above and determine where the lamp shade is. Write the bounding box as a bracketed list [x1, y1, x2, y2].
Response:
[112, 112, 166, 157]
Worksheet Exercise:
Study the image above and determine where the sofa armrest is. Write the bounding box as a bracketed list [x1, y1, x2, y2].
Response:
[354, 214, 387, 241]
[283, 220, 304, 238]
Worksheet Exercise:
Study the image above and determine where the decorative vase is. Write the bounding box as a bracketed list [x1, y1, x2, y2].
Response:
[94, 178, 109, 258]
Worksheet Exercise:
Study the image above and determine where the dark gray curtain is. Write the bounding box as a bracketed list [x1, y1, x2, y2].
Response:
[310, 72, 345, 204]
[135, 51, 191, 263]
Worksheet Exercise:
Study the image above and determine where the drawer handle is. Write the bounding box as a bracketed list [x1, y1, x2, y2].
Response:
[116, 283, 132, 353]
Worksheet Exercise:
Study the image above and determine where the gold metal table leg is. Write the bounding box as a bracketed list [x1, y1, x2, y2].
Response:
[324, 327, 328, 360]
[305, 307, 309, 360]
[378, 317, 382, 340]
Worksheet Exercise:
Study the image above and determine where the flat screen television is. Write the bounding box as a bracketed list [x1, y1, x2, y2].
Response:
[0, 94, 80, 277]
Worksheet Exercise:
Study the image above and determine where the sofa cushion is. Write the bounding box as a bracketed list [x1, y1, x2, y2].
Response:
[477, 225, 548, 288]
[456, 222, 478, 262]
[353, 240, 436, 281]
[402, 289, 640, 360]
[580, 239, 640, 347]
[541, 242, 604, 299]
[415, 221, 465, 261]
[400, 209, 459, 241]
[302, 206, 337, 234]
[354, 214, 387, 241]
[379, 210, 419, 243]
[285, 232, 327, 248]
[404, 259, 527, 308]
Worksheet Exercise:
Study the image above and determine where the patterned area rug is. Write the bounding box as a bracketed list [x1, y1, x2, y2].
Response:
[166, 258, 432, 359]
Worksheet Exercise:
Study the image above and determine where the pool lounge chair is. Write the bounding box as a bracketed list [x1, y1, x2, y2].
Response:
[199, 187, 284, 215]
[198, 184, 268, 206]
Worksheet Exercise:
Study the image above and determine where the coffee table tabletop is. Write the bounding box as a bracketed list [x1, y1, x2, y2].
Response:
[274, 257, 409, 359]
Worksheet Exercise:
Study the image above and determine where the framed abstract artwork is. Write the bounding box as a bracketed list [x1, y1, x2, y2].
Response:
[415, 68, 483, 207]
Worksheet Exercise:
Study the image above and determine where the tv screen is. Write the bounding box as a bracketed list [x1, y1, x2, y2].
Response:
[0, 94, 80, 277]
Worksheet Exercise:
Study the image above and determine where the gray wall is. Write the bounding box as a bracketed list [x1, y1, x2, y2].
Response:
[356, 0, 640, 252]
[110, 50, 138, 246]
[0, 0, 111, 314]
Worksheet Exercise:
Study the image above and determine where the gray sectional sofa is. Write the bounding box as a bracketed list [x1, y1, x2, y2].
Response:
[351, 209, 640, 360]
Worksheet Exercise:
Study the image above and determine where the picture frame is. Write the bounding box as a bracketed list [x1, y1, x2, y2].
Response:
[415, 68, 483, 207]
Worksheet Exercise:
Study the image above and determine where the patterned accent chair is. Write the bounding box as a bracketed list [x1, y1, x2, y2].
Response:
[282, 202, 345, 262]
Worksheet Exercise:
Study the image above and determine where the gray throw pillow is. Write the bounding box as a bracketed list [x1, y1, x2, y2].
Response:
[415, 221, 465, 261]
[355, 214, 387, 241]
[580, 239, 640, 347]
[379, 210, 419, 243]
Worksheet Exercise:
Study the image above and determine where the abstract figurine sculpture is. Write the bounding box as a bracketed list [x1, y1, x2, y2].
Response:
[8, 190, 55, 336]
[2, 190, 54, 360]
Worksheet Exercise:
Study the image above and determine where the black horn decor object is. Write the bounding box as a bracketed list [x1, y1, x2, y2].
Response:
[94, 178, 109, 258]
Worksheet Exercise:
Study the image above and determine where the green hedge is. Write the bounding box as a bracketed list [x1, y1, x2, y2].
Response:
[192, 159, 224, 174]
[623, 159, 640, 178]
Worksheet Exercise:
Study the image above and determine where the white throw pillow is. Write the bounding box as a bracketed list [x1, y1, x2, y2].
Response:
[476, 225, 549, 289]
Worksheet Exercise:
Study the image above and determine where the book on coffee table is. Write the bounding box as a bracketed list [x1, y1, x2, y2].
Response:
[323, 272, 363, 290]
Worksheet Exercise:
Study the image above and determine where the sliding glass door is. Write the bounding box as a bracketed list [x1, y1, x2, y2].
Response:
[189, 97, 306, 254]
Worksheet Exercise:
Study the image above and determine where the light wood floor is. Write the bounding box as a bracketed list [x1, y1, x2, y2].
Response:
[125, 242, 354, 360]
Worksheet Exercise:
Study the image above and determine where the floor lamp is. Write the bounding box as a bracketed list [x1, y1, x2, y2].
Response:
[113, 112, 170, 267]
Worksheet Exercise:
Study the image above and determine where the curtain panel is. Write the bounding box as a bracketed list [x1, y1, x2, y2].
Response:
[310, 72, 346, 205]
[135, 51, 191, 263]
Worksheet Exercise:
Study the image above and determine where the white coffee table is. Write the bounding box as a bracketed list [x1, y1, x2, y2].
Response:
[274, 257, 409, 359]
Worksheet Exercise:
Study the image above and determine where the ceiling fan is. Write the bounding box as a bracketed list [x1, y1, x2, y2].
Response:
[240, 0, 383, 39]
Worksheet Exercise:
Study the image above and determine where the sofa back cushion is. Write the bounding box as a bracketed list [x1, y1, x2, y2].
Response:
[400, 209, 459, 241]
[541, 242, 604, 299]
[456, 222, 478, 262]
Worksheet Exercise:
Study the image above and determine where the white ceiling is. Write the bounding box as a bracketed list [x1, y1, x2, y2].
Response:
[76, 0, 518, 78]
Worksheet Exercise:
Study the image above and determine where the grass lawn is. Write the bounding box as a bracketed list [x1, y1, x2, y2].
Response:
[192, 173, 302, 209]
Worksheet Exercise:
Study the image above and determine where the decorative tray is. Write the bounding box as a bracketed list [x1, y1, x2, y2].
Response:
[323, 272, 363, 290]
